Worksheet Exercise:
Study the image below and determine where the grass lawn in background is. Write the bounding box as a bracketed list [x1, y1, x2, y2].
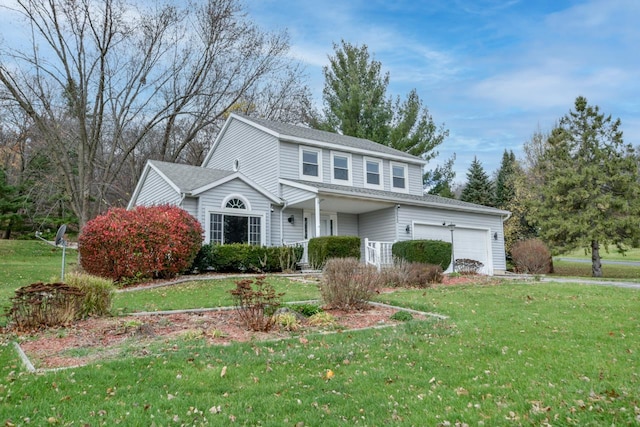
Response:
[0, 240, 78, 309]
[551, 260, 640, 281]
[559, 246, 640, 261]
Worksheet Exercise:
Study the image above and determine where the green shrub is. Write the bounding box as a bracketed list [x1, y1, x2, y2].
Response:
[289, 303, 323, 317]
[64, 272, 116, 318]
[193, 244, 303, 273]
[390, 311, 413, 321]
[79, 205, 203, 282]
[320, 257, 380, 310]
[308, 236, 361, 269]
[392, 239, 452, 268]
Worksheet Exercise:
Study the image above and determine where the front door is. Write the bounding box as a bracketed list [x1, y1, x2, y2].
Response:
[304, 212, 337, 239]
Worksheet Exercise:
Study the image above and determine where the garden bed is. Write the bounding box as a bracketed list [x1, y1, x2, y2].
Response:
[16, 304, 428, 370]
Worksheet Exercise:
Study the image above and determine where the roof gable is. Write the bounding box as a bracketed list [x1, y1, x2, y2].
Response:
[203, 114, 426, 167]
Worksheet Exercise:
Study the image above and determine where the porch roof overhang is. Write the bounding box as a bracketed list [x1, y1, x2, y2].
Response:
[280, 179, 511, 217]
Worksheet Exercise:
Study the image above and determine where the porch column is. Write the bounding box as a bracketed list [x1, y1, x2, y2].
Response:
[315, 196, 321, 238]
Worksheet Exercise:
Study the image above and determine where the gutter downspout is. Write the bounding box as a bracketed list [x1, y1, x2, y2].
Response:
[280, 201, 288, 245]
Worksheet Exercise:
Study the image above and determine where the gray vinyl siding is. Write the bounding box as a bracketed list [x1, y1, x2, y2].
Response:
[337, 213, 358, 236]
[135, 168, 181, 206]
[395, 205, 506, 271]
[204, 119, 280, 195]
[359, 207, 397, 242]
[408, 163, 424, 195]
[282, 208, 304, 244]
[282, 183, 315, 205]
[197, 178, 274, 246]
[278, 141, 299, 182]
[182, 197, 198, 218]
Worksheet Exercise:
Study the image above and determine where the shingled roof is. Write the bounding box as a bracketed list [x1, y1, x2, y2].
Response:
[149, 160, 234, 192]
[288, 179, 510, 216]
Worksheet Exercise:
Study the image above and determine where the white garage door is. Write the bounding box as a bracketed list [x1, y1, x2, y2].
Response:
[413, 224, 491, 274]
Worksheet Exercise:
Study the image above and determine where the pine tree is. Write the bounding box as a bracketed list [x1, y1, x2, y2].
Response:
[494, 150, 518, 209]
[0, 168, 23, 239]
[318, 40, 448, 161]
[423, 154, 456, 198]
[532, 96, 640, 277]
[460, 157, 494, 206]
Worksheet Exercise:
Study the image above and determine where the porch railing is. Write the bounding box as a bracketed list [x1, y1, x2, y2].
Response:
[364, 238, 395, 271]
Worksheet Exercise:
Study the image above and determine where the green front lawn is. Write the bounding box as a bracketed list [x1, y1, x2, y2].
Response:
[113, 276, 320, 314]
[2, 281, 639, 425]
[1, 240, 639, 425]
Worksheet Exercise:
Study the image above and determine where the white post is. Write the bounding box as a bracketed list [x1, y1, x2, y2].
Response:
[314, 196, 321, 238]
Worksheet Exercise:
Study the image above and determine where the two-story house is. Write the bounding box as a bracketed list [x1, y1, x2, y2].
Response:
[128, 114, 510, 274]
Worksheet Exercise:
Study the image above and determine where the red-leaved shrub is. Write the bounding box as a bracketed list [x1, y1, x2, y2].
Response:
[511, 238, 553, 274]
[79, 205, 203, 282]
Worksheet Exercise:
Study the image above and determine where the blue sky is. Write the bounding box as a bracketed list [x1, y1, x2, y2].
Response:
[246, 0, 640, 181]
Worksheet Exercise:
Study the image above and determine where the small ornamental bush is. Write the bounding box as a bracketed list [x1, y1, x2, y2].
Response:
[320, 257, 380, 310]
[454, 258, 484, 275]
[381, 262, 443, 288]
[6, 283, 85, 330]
[79, 205, 203, 282]
[228, 276, 284, 332]
[392, 240, 452, 269]
[511, 238, 553, 274]
[308, 236, 361, 269]
[308, 312, 337, 327]
[390, 311, 413, 322]
[290, 303, 323, 317]
[64, 272, 116, 318]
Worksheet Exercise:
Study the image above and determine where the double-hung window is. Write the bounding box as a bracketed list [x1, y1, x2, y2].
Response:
[363, 157, 383, 189]
[300, 147, 322, 181]
[390, 162, 408, 192]
[331, 151, 352, 185]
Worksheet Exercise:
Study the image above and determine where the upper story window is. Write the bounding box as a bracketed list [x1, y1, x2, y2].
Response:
[300, 146, 322, 182]
[363, 157, 383, 189]
[390, 162, 408, 192]
[331, 151, 352, 185]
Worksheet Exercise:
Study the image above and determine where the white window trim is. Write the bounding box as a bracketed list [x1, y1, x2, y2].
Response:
[205, 209, 266, 246]
[221, 193, 251, 211]
[363, 156, 384, 190]
[330, 151, 352, 185]
[390, 161, 409, 193]
[299, 146, 323, 182]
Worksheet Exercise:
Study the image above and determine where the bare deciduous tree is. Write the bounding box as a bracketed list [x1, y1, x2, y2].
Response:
[0, 0, 311, 228]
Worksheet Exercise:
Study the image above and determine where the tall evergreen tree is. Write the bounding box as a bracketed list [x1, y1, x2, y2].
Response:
[0, 168, 23, 238]
[532, 96, 640, 277]
[318, 40, 448, 162]
[424, 154, 456, 198]
[460, 157, 494, 206]
[494, 150, 518, 209]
